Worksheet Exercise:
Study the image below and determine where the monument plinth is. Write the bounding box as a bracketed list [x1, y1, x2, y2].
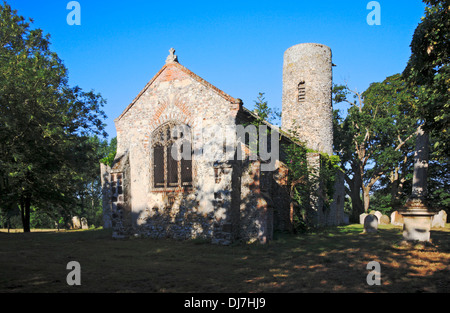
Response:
[399, 197, 435, 242]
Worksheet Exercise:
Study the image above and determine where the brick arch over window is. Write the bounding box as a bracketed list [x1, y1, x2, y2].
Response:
[148, 95, 195, 132]
[151, 121, 193, 190]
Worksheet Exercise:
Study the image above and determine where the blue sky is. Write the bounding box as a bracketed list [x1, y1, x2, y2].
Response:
[9, 0, 426, 140]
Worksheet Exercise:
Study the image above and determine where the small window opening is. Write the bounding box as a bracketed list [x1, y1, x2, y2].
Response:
[298, 81, 306, 103]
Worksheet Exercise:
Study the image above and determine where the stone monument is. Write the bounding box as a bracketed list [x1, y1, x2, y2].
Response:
[399, 127, 436, 242]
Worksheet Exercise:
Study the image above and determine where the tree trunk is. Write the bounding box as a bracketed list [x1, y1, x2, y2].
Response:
[390, 168, 400, 207]
[19, 196, 31, 233]
[363, 186, 371, 213]
[390, 162, 408, 210]
[344, 164, 364, 223]
[349, 185, 364, 222]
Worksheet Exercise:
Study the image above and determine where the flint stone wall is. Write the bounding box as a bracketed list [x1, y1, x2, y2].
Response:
[102, 44, 346, 244]
[105, 61, 288, 244]
[282, 43, 333, 156]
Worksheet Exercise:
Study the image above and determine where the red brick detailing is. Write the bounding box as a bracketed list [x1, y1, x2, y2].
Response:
[159, 64, 190, 82]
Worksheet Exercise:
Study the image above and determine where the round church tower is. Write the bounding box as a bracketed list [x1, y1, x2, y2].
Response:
[281, 43, 333, 156]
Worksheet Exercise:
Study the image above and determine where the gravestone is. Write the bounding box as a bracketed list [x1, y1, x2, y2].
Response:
[343, 213, 350, 225]
[360, 213, 368, 225]
[72, 216, 81, 229]
[380, 215, 390, 225]
[364, 214, 378, 233]
[373, 211, 382, 223]
[431, 210, 447, 228]
[391, 211, 404, 226]
[81, 217, 89, 230]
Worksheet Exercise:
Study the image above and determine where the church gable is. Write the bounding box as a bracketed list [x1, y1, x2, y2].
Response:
[115, 50, 240, 124]
[114, 49, 242, 155]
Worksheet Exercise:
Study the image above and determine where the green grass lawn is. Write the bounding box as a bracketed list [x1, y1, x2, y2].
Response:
[1, 224, 449, 293]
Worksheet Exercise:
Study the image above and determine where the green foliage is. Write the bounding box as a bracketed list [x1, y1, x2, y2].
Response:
[361, 74, 419, 181]
[29, 206, 56, 229]
[333, 75, 419, 217]
[403, 0, 450, 160]
[250, 92, 281, 126]
[0, 3, 108, 231]
[428, 158, 450, 212]
[283, 140, 309, 229]
[319, 153, 341, 212]
[334, 68, 449, 218]
[100, 137, 117, 166]
[369, 189, 394, 216]
[283, 138, 341, 233]
[401, 0, 450, 213]
[245, 92, 281, 156]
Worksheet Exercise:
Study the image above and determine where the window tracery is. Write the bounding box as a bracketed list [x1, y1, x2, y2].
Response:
[151, 122, 192, 190]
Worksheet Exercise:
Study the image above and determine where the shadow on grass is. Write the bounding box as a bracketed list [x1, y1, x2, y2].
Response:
[0, 225, 449, 293]
[251, 225, 450, 293]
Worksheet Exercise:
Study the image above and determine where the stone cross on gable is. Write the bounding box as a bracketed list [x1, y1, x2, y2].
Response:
[166, 48, 179, 64]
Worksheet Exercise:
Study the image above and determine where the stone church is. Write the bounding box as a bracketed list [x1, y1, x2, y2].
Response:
[101, 43, 346, 244]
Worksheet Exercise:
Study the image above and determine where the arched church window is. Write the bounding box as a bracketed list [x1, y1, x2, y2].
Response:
[152, 122, 192, 189]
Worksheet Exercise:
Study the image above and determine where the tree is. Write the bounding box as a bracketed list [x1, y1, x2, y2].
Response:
[333, 74, 418, 220]
[401, 1, 449, 220]
[250, 92, 276, 126]
[100, 137, 117, 167]
[71, 136, 116, 228]
[428, 156, 450, 210]
[332, 89, 364, 221]
[0, 3, 107, 232]
[403, 0, 450, 160]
